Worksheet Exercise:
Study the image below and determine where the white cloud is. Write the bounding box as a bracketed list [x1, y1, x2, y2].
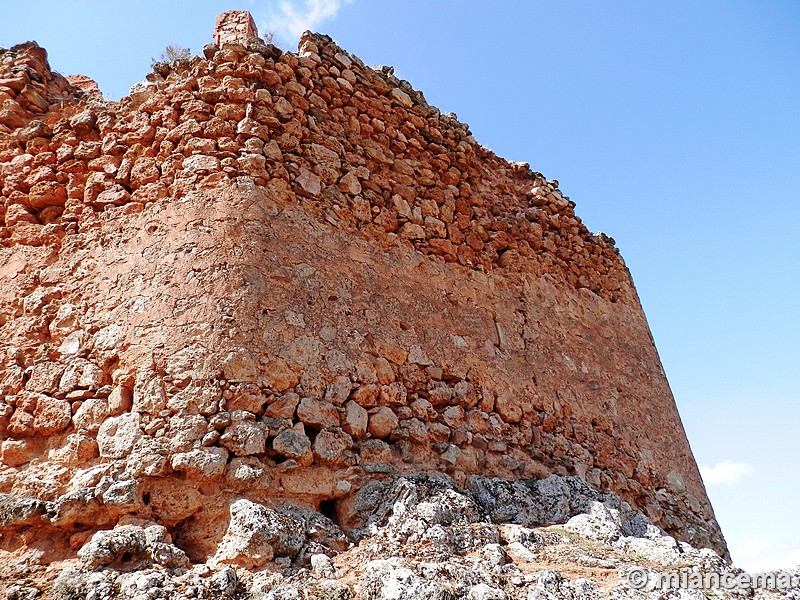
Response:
[699, 460, 756, 486]
[732, 538, 800, 572]
[260, 0, 354, 44]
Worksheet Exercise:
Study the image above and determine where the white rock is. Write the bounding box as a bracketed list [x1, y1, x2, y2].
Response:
[129, 81, 156, 103]
[171, 447, 228, 479]
[132, 369, 166, 414]
[183, 154, 221, 173]
[468, 583, 507, 600]
[481, 543, 507, 567]
[362, 558, 448, 600]
[97, 412, 140, 459]
[310, 553, 335, 577]
[211, 499, 306, 569]
[220, 420, 266, 456]
[507, 541, 537, 563]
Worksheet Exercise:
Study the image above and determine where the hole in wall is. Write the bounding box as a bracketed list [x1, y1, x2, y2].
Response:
[319, 499, 338, 525]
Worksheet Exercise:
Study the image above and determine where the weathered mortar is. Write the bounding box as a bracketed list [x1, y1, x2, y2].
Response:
[0, 12, 727, 564]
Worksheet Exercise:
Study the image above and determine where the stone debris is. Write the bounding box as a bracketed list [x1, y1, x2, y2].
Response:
[77, 522, 189, 569]
[212, 499, 306, 568]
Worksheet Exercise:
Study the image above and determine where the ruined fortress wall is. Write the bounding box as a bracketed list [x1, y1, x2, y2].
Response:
[0, 24, 726, 562]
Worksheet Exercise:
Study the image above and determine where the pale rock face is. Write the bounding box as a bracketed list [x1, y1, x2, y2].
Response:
[100, 478, 139, 510]
[48, 433, 98, 465]
[170, 447, 228, 479]
[167, 414, 208, 452]
[132, 370, 166, 415]
[78, 523, 188, 569]
[97, 412, 141, 459]
[389, 87, 414, 108]
[107, 385, 132, 415]
[49, 304, 80, 337]
[7, 471, 781, 598]
[211, 499, 307, 568]
[72, 397, 109, 433]
[310, 552, 335, 577]
[220, 420, 267, 456]
[467, 583, 508, 600]
[182, 154, 220, 174]
[362, 559, 449, 600]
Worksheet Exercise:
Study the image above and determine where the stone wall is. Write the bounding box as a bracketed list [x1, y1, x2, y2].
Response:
[0, 13, 727, 566]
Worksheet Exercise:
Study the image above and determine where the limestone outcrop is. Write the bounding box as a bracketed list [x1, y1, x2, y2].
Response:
[7, 474, 798, 599]
[1, 11, 730, 594]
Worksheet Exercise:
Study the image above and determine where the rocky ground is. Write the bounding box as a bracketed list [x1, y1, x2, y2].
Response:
[2, 473, 796, 599]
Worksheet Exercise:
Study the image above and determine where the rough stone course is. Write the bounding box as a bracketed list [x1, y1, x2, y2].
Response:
[0, 10, 727, 588]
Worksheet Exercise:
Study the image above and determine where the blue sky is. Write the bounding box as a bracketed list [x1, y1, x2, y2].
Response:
[3, 0, 798, 572]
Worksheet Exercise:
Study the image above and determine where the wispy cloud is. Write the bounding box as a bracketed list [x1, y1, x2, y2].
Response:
[259, 0, 353, 45]
[699, 460, 756, 486]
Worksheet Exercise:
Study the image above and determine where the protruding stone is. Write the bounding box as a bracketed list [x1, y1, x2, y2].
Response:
[66, 75, 101, 96]
[214, 10, 259, 48]
[343, 400, 368, 439]
[212, 499, 305, 569]
[220, 420, 267, 456]
[272, 425, 312, 463]
[8, 392, 71, 436]
[338, 172, 361, 195]
[97, 412, 140, 459]
[171, 447, 229, 479]
[297, 398, 340, 429]
[368, 407, 398, 439]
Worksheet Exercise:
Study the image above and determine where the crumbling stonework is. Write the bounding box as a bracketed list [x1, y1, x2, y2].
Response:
[0, 11, 727, 586]
[65, 75, 101, 97]
[214, 10, 260, 48]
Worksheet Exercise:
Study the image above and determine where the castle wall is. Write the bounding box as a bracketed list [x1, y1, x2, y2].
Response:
[0, 22, 726, 561]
